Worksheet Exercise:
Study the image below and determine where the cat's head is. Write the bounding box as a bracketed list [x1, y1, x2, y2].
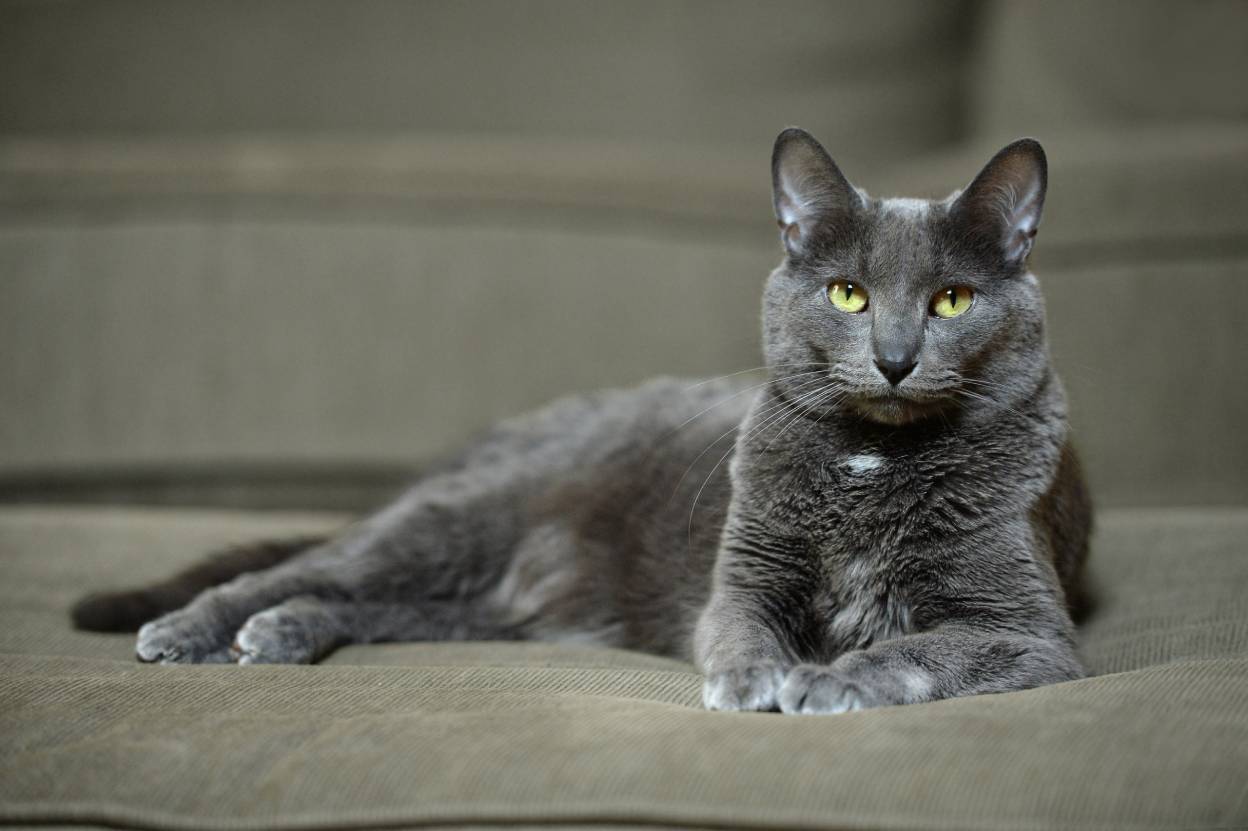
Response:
[763, 127, 1050, 426]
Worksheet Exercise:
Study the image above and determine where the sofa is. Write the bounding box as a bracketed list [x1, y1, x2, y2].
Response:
[2, 1, 1246, 828]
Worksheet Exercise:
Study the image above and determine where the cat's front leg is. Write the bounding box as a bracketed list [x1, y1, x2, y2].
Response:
[777, 626, 1083, 715]
[694, 522, 816, 712]
[695, 600, 791, 712]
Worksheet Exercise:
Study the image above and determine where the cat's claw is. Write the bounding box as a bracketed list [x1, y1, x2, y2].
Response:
[778, 664, 876, 715]
[702, 663, 786, 712]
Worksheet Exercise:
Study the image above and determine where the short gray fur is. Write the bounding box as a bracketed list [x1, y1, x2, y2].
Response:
[75, 128, 1091, 715]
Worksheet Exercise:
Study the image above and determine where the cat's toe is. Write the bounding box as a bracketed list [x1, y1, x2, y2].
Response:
[702, 663, 786, 712]
[778, 664, 874, 715]
[135, 614, 232, 664]
[231, 606, 318, 665]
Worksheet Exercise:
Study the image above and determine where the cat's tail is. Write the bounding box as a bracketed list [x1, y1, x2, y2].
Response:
[70, 534, 330, 632]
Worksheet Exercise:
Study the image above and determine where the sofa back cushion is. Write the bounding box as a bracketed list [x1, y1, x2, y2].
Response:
[0, 0, 976, 177]
[3, 128, 1247, 509]
[974, 0, 1248, 136]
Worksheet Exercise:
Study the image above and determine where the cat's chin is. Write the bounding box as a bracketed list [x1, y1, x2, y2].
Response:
[850, 395, 947, 426]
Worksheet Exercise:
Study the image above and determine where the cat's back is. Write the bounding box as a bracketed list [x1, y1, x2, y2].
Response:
[469, 374, 755, 468]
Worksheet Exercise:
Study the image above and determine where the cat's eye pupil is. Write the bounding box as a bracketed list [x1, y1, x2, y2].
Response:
[947, 289, 958, 308]
[844, 284, 854, 300]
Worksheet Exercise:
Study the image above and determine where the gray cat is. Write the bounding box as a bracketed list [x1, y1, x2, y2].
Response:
[73, 128, 1091, 715]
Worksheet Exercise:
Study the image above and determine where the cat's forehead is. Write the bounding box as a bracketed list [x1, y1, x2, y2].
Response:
[875, 197, 938, 219]
[850, 193, 956, 274]
[868, 191, 961, 224]
[867, 197, 935, 256]
[802, 189, 976, 282]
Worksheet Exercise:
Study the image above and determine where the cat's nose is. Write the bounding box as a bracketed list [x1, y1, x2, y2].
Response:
[875, 354, 917, 385]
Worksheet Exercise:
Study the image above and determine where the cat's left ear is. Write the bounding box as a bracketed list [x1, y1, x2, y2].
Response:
[772, 127, 861, 256]
[950, 138, 1047, 268]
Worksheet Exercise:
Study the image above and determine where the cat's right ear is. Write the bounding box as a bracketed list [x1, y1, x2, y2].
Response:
[771, 128, 860, 256]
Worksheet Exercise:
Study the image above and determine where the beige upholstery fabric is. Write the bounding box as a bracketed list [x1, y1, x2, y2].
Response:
[1, 505, 1246, 829]
[0, 197, 774, 470]
[0, 1, 975, 175]
[974, 1, 1248, 135]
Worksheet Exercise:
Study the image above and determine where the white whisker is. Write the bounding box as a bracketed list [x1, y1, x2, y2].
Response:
[668, 374, 831, 502]
[684, 380, 839, 549]
[760, 386, 845, 455]
[682, 362, 834, 390]
[665, 368, 836, 438]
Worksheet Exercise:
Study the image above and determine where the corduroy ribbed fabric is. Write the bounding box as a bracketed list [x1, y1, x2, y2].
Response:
[1, 505, 1246, 830]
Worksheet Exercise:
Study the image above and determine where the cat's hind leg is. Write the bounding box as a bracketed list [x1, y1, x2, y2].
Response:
[135, 470, 532, 664]
[129, 385, 654, 664]
[133, 559, 336, 664]
[230, 597, 515, 664]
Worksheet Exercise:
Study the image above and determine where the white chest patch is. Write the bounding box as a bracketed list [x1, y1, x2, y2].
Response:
[844, 454, 885, 474]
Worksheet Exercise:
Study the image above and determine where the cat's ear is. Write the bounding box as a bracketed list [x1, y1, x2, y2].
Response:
[771, 127, 860, 256]
[950, 138, 1047, 268]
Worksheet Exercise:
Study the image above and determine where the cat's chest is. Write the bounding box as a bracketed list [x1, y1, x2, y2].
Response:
[794, 448, 937, 655]
[815, 558, 914, 656]
[807, 445, 940, 538]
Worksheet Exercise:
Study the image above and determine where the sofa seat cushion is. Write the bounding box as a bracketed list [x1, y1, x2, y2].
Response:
[1, 505, 1246, 829]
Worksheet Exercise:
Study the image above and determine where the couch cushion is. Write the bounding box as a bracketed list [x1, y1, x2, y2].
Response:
[0, 505, 1245, 829]
[973, 0, 1248, 136]
[0, 139, 778, 476]
[5, 128, 1248, 510]
[0, 0, 976, 175]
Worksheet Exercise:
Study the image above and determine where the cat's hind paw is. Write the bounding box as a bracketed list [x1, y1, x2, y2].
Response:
[230, 599, 325, 665]
[135, 613, 233, 664]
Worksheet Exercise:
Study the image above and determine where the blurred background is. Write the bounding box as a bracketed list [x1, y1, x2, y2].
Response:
[1, 0, 1246, 513]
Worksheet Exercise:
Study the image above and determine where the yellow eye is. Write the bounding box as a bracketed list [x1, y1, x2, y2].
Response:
[827, 281, 868, 314]
[931, 286, 974, 319]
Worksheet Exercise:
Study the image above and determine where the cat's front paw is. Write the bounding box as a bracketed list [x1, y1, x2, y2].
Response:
[702, 663, 786, 712]
[135, 610, 233, 664]
[778, 663, 878, 715]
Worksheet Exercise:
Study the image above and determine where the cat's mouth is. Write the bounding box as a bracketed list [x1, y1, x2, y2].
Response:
[851, 389, 952, 426]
